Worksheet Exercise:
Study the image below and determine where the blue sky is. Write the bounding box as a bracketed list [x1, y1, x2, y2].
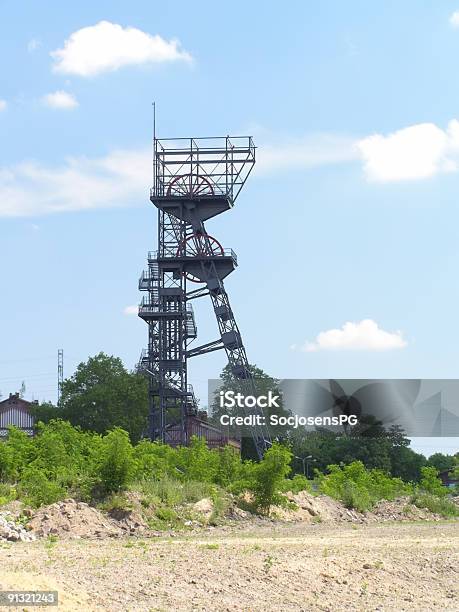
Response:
[1, 1, 459, 456]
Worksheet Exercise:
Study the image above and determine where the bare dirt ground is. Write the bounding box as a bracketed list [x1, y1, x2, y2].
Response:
[0, 521, 458, 611]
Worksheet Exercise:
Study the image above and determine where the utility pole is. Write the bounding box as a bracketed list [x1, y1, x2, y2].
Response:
[57, 349, 63, 405]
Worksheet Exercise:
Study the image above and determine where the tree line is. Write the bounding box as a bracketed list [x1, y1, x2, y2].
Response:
[30, 352, 459, 483]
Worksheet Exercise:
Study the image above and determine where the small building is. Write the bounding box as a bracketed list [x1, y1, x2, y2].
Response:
[0, 393, 36, 438]
[165, 411, 240, 451]
[438, 469, 459, 489]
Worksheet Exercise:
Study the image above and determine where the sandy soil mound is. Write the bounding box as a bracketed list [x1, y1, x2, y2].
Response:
[25, 490, 454, 541]
[105, 492, 151, 535]
[370, 497, 442, 521]
[278, 491, 448, 524]
[279, 490, 366, 523]
[0, 571, 98, 611]
[29, 499, 123, 539]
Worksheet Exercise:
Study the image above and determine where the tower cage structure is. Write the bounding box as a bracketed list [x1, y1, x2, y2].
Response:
[138, 136, 271, 459]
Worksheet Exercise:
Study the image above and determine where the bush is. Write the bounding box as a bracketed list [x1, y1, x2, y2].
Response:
[99, 428, 136, 493]
[176, 436, 218, 482]
[18, 468, 66, 508]
[318, 461, 411, 512]
[250, 443, 293, 514]
[279, 474, 312, 494]
[0, 422, 298, 517]
[419, 466, 448, 497]
[0, 483, 16, 506]
[411, 492, 459, 518]
[133, 440, 177, 480]
[214, 445, 243, 488]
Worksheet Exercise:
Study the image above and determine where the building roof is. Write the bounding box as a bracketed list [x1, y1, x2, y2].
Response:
[0, 392, 38, 409]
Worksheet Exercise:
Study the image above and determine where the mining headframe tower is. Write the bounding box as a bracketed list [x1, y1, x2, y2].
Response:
[138, 135, 271, 458]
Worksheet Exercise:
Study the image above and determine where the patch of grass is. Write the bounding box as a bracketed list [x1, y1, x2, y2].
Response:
[410, 493, 459, 518]
[0, 483, 16, 506]
[200, 543, 219, 550]
[137, 477, 216, 508]
[148, 506, 183, 531]
[99, 493, 133, 513]
[44, 534, 59, 556]
[208, 491, 231, 526]
[263, 554, 275, 573]
[311, 515, 322, 524]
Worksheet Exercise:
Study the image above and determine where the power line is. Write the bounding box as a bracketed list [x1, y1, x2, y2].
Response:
[0, 372, 55, 382]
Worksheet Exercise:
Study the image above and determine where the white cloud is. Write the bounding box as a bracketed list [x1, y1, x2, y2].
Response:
[123, 305, 139, 315]
[51, 20, 192, 77]
[0, 147, 151, 217]
[450, 11, 459, 28]
[257, 134, 358, 175]
[357, 120, 459, 182]
[257, 120, 459, 182]
[0, 100, 7, 112]
[42, 90, 79, 109]
[8, 118, 459, 219]
[297, 319, 407, 352]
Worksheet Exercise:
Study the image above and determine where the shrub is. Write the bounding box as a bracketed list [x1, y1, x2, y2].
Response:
[176, 436, 218, 483]
[411, 492, 459, 518]
[250, 443, 292, 514]
[99, 493, 134, 513]
[214, 445, 243, 488]
[18, 468, 66, 507]
[0, 483, 16, 506]
[99, 428, 136, 493]
[340, 480, 372, 512]
[133, 440, 177, 480]
[3, 426, 34, 480]
[419, 466, 448, 497]
[318, 461, 411, 512]
[279, 473, 312, 494]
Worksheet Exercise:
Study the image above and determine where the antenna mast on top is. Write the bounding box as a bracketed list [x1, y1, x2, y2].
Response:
[152, 102, 156, 189]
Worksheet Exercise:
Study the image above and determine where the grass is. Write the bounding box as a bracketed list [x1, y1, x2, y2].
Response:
[410, 493, 459, 518]
[0, 483, 16, 506]
[137, 477, 217, 507]
[99, 493, 134, 513]
[135, 478, 231, 530]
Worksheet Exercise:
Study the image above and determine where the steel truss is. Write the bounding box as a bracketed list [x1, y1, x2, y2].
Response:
[138, 136, 271, 458]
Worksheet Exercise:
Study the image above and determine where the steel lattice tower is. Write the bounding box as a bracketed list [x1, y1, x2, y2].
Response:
[138, 136, 271, 458]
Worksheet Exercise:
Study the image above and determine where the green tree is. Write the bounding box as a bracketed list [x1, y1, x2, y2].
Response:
[419, 466, 447, 497]
[291, 424, 426, 482]
[210, 363, 292, 459]
[60, 353, 148, 442]
[389, 444, 426, 482]
[99, 428, 136, 493]
[3, 426, 34, 481]
[176, 436, 218, 482]
[426, 453, 456, 474]
[29, 401, 61, 424]
[250, 442, 292, 514]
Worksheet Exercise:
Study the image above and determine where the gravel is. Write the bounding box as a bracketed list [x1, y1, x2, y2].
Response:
[0, 522, 457, 610]
[0, 512, 35, 543]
